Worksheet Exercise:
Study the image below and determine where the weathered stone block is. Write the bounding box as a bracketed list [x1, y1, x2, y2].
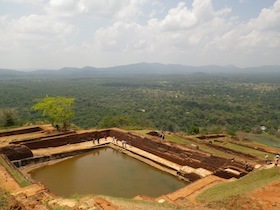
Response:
[0, 145, 33, 161]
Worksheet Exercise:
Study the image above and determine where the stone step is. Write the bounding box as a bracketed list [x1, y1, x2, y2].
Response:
[164, 175, 225, 201]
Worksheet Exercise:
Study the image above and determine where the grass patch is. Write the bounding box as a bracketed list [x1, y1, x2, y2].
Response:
[196, 144, 234, 157]
[197, 167, 280, 206]
[214, 142, 268, 159]
[237, 132, 280, 148]
[0, 156, 31, 187]
[0, 188, 9, 210]
[165, 135, 188, 144]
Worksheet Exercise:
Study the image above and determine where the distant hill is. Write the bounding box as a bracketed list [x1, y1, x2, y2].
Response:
[0, 63, 279, 79]
[0, 69, 25, 78]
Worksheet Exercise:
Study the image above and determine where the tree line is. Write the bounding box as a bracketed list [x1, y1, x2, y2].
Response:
[0, 73, 279, 136]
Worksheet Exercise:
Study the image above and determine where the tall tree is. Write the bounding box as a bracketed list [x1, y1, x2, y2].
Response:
[0, 108, 18, 127]
[32, 96, 75, 130]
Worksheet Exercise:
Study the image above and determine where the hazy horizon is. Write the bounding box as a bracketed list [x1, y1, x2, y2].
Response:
[1, 62, 280, 74]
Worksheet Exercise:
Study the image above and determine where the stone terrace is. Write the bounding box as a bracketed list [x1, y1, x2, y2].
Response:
[0, 126, 252, 181]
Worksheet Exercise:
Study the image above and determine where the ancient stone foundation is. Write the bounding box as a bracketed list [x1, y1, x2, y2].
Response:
[5, 128, 251, 181]
[0, 145, 33, 161]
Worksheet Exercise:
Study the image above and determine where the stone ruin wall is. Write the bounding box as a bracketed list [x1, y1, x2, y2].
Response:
[109, 130, 249, 180]
[0, 145, 33, 161]
[4, 128, 250, 181]
[20, 130, 110, 149]
[11, 131, 76, 145]
[0, 126, 43, 137]
[205, 143, 257, 160]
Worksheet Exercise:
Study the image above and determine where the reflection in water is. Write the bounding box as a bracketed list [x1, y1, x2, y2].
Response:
[30, 148, 186, 198]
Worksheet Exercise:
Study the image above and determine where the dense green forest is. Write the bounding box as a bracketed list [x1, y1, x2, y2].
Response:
[0, 72, 279, 136]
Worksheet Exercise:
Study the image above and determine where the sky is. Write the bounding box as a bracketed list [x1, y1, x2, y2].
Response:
[0, 0, 279, 70]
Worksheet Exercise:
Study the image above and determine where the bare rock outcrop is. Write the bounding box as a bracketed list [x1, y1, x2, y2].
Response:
[0, 145, 33, 161]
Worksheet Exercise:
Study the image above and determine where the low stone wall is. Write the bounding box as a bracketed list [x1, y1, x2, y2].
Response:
[22, 130, 110, 149]
[110, 130, 188, 165]
[179, 172, 202, 182]
[8, 128, 249, 180]
[230, 140, 277, 155]
[11, 131, 76, 145]
[0, 145, 33, 161]
[205, 143, 257, 160]
[0, 126, 42, 137]
[196, 134, 228, 140]
[12, 144, 108, 168]
[1, 154, 33, 186]
[109, 130, 240, 177]
[213, 169, 246, 179]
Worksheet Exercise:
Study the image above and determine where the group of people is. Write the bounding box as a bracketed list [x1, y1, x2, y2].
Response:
[264, 154, 279, 167]
[92, 135, 127, 148]
[112, 137, 127, 148]
[92, 135, 108, 144]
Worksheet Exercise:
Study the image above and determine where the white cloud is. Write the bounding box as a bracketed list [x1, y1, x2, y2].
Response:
[94, 0, 233, 52]
[192, 0, 214, 22]
[94, 21, 150, 52]
[0, 13, 77, 69]
[249, 0, 280, 31]
[0, 0, 280, 68]
[46, 0, 147, 20]
[0, 0, 46, 10]
[238, 1, 280, 51]
[0, 14, 76, 43]
[91, 0, 280, 67]
[159, 2, 197, 31]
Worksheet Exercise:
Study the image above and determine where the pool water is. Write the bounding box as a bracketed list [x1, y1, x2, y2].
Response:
[29, 147, 186, 198]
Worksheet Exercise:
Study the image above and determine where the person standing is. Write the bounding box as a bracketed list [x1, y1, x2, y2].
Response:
[160, 132, 165, 142]
[121, 140, 126, 148]
[274, 154, 279, 167]
[264, 154, 269, 164]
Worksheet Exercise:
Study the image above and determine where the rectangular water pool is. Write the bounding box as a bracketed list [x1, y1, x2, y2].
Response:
[29, 147, 186, 198]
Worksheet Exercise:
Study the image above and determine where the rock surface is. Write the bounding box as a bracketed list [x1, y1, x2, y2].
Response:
[0, 145, 33, 161]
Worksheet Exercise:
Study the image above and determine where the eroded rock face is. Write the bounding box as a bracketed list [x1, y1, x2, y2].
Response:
[0, 145, 33, 161]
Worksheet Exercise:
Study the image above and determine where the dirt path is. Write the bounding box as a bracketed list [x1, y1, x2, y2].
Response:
[0, 164, 21, 192]
[165, 175, 225, 201]
[155, 175, 225, 209]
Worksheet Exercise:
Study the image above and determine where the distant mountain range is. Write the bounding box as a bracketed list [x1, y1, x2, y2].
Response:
[0, 63, 280, 79]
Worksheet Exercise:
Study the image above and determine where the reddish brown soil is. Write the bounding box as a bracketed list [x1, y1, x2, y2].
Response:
[247, 180, 280, 210]
[95, 197, 118, 210]
[0, 164, 21, 192]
